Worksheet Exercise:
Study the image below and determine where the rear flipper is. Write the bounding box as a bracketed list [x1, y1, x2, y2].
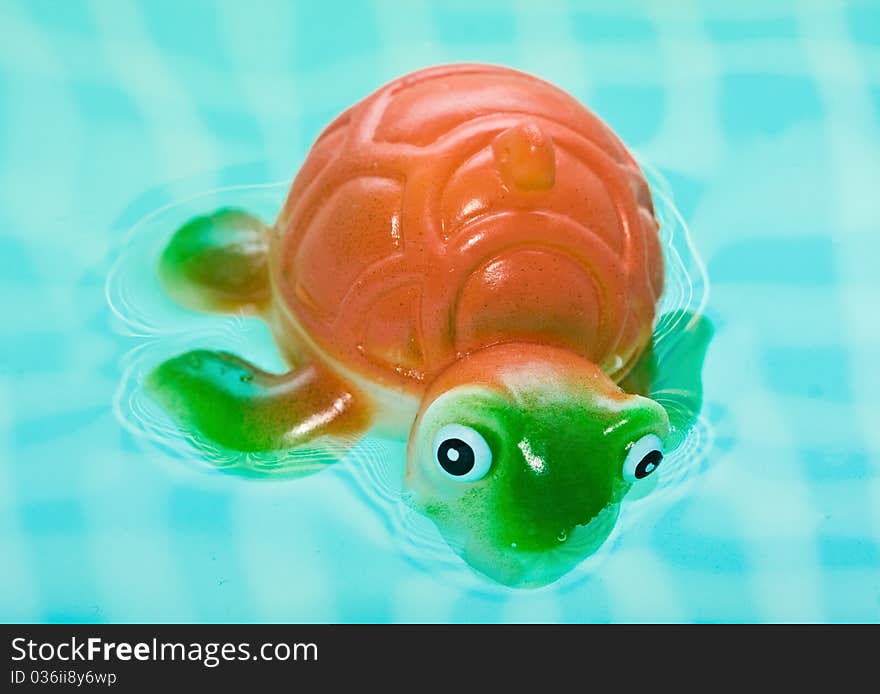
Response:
[146, 351, 370, 475]
[159, 208, 270, 313]
[622, 310, 713, 451]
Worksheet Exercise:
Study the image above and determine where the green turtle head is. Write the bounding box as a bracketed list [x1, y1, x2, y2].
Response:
[404, 343, 669, 588]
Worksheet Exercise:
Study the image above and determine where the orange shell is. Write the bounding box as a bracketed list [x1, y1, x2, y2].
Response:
[271, 64, 663, 392]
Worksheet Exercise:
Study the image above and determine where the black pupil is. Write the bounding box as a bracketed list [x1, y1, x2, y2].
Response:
[437, 438, 476, 476]
[635, 450, 663, 479]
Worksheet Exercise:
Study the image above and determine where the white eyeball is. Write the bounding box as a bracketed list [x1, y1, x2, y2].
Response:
[622, 434, 664, 482]
[432, 424, 493, 482]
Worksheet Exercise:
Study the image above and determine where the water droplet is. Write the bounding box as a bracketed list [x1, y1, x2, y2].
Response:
[510, 542, 517, 549]
[557, 530, 568, 543]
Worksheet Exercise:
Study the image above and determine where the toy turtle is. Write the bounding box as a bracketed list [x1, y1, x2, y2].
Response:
[149, 63, 711, 586]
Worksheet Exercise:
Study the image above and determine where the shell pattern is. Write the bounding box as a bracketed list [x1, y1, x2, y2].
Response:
[271, 64, 663, 391]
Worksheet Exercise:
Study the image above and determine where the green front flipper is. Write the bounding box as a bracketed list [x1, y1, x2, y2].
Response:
[159, 208, 270, 313]
[622, 310, 713, 450]
[146, 350, 368, 463]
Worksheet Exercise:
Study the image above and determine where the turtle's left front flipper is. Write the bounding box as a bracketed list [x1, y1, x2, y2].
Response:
[146, 350, 370, 475]
[622, 310, 714, 451]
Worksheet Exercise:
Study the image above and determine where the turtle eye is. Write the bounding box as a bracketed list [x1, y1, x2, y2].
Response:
[433, 424, 492, 482]
[622, 433, 664, 482]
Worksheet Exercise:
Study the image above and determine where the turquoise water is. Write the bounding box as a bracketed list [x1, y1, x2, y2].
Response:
[2, 0, 879, 622]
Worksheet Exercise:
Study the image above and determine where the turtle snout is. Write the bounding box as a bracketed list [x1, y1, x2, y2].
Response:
[464, 495, 622, 589]
[492, 448, 616, 552]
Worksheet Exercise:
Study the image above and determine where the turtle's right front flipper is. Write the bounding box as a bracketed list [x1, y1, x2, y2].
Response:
[146, 351, 370, 473]
[621, 310, 713, 451]
[159, 208, 270, 314]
